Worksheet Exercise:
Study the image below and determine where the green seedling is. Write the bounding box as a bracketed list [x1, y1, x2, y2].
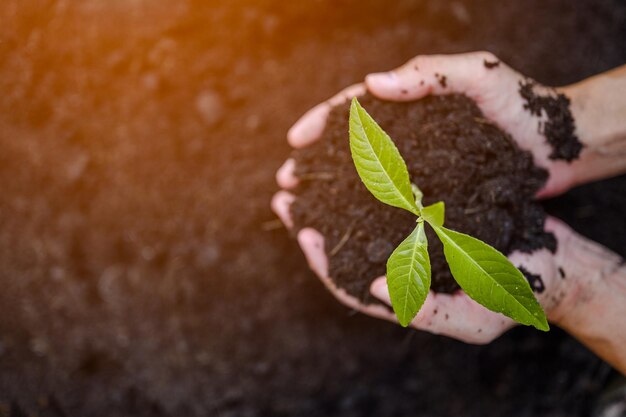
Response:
[349, 98, 549, 331]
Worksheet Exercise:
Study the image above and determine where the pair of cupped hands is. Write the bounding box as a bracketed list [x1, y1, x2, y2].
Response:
[272, 52, 581, 344]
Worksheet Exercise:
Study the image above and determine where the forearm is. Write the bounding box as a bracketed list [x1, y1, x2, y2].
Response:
[551, 231, 626, 375]
[560, 65, 626, 187]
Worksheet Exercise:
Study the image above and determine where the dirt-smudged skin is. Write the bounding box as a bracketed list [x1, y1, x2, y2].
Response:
[292, 94, 556, 303]
[519, 79, 584, 161]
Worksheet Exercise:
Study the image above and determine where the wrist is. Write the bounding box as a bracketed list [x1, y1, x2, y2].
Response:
[538, 219, 626, 374]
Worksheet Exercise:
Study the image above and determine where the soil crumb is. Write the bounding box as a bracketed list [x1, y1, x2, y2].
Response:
[484, 59, 501, 69]
[519, 79, 583, 161]
[519, 266, 546, 293]
[435, 73, 448, 88]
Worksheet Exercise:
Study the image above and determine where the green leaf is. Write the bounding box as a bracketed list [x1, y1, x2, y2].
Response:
[422, 201, 445, 227]
[349, 98, 419, 215]
[386, 222, 431, 327]
[432, 226, 549, 331]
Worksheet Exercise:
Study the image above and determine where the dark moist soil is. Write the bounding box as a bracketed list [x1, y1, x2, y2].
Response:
[484, 59, 501, 69]
[519, 79, 584, 161]
[1, 1, 626, 416]
[291, 94, 556, 302]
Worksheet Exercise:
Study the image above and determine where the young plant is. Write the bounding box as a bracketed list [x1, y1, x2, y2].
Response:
[348, 98, 549, 331]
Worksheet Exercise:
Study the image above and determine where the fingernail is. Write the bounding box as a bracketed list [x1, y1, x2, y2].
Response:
[366, 72, 398, 89]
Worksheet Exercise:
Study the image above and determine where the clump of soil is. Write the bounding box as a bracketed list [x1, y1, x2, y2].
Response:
[519, 79, 583, 161]
[291, 94, 556, 303]
[484, 59, 501, 69]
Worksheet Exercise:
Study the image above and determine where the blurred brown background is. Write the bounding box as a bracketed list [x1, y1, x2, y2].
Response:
[0, 1, 625, 416]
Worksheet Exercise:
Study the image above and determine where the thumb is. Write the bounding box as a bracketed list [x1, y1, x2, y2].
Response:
[365, 51, 505, 102]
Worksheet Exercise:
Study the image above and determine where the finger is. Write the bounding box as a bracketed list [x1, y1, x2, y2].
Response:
[287, 83, 366, 148]
[298, 229, 396, 322]
[546, 216, 624, 319]
[365, 51, 505, 102]
[421, 292, 515, 344]
[370, 277, 438, 323]
[544, 216, 616, 263]
[548, 216, 623, 265]
[287, 105, 328, 149]
[276, 158, 299, 189]
[370, 277, 514, 344]
[297, 228, 329, 278]
[535, 162, 576, 199]
[270, 191, 296, 229]
[358, 276, 401, 322]
[543, 216, 578, 245]
[506, 216, 579, 316]
[509, 215, 623, 322]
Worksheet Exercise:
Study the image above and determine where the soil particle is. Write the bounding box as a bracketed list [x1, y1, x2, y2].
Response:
[291, 93, 556, 303]
[518, 79, 583, 161]
[435, 73, 448, 88]
[519, 266, 546, 294]
[484, 59, 500, 69]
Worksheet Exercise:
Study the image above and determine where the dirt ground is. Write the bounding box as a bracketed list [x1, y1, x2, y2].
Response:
[0, 1, 625, 416]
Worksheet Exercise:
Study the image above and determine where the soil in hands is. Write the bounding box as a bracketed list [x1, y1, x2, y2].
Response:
[291, 94, 557, 304]
[519, 80, 583, 161]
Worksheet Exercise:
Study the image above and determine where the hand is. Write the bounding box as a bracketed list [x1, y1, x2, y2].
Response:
[272, 52, 582, 343]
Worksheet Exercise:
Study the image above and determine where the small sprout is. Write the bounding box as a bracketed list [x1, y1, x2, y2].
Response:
[348, 98, 549, 331]
[411, 184, 424, 210]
